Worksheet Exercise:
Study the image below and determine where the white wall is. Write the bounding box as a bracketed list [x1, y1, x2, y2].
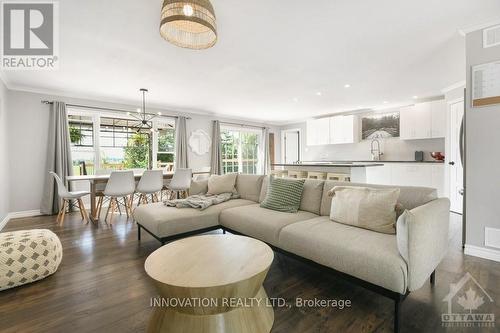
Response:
[5, 89, 279, 213]
[465, 27, 500, 248]
[0, 79, 9, 223]
[279, 121, 445, 162]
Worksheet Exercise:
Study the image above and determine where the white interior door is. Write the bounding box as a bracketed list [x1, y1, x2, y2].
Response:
[284, 130, 300, 164]
[449, 101, 464, 214]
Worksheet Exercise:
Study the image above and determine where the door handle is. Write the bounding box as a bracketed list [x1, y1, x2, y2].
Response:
[459, 189, 464, 196]
[449, 161, 455, 165]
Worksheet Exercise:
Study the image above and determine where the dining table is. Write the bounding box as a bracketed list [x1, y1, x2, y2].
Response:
[67, 170, 175, 223]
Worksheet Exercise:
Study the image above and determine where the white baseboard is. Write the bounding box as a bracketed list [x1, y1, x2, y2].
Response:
[464, 244, 500, 263]
[0, 210, 43, 231]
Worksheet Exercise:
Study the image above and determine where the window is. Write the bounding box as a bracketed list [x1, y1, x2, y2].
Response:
[99, 117, 152, 170]
[157, 120, 175, 171]
[69, 115, 96, 175]
[68, 109, 175, 175]
[221, 126, 262, 175]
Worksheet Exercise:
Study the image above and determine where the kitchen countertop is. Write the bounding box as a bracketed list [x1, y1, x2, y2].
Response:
[271, 163, 384, 168]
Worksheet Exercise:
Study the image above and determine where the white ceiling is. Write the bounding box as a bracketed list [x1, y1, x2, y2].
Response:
[2, 0, 500, 124]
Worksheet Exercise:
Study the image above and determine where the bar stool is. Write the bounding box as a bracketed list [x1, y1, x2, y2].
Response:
[307, 172, 327, 180]
[326, 173, 351, 182]
[136, 170, 164, 206]
[50, 172, 90, 225]
[271, 170, 288, 178]
[287, 170, 307, 179]
[101, 171, 136, 225]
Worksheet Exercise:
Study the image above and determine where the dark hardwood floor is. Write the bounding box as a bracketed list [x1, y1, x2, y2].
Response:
[0, 212, 498, 333]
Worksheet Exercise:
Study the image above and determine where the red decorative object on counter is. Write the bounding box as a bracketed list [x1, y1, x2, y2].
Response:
[430, 152, 445, 161]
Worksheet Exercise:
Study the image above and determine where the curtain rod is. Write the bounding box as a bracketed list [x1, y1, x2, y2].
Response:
[41, 100, 191, 120]
[220, 121, 266, 130]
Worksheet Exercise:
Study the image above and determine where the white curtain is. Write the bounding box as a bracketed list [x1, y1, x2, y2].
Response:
[210, 120, 223, 175]
[262, 127, 271, 175]
[175, 116, 188, 169]
[40, 102, 74, 215]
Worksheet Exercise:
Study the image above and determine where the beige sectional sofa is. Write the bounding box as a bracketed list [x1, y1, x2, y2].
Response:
[134, 174, 450, 332]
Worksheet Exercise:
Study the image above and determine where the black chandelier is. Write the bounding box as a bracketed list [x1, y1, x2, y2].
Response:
[128, 88, 160, 133]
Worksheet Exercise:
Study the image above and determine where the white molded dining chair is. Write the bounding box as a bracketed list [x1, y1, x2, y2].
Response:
[101, 171, 136, 225]
[50, 172, 90, 225]
[136, 170, 164, 206]
[165, 168, 192, 199]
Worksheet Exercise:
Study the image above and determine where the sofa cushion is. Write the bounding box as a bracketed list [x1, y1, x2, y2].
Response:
[133, 199, 254, 238]
[259, 176, 270, 203]
[220, 204, 317, 246]
[236, 174, 265, 202]
[260, 177, 305, 213]
[329, 186, 400, 234]
[299, 179, 324, 215]
[320, 181, 437, 216]
[208, 173, 238, 195]
[278, 216, 408, 294]
[189, 179, 208, 195]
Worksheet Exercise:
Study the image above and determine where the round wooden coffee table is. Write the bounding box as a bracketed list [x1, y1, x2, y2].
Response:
[144, 234, 275, 333]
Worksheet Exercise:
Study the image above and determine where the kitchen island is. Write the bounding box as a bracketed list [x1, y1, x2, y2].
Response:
[271, 160, 445, 196]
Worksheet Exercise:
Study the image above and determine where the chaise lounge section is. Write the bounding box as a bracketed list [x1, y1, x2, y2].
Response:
[133, 174, 450, 332]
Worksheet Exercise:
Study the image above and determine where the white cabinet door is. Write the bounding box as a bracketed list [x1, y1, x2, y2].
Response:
[391, 164, 432, 187]
[366, 165, 392, 185]
[400, 103, 433, 140]
[399, 106, 416, 140]
[306, 119, 330, 146]
[430, 100, 447, 138]
[329, 115, 358, 144]
[431, 164, 445, 197]
[413, 103, 432, 139]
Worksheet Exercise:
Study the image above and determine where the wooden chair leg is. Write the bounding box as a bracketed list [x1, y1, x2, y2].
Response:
[56, 200, 63, 224]
[59, 200, 68, 226]
[108, 198, 116, 225]
[123, 197, 129, 218]
[96, 196, 103, 218]
[76, 199, 84, 220]
[78, 199, 90, 224]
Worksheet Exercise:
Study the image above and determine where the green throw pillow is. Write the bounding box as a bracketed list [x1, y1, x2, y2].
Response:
[260, 177, 305, 213]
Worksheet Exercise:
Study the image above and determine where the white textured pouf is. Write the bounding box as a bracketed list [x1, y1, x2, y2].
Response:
[0, 229, 63, 291]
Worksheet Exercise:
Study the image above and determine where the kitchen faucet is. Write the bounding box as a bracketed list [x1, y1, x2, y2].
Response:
[370, 138, 383, 161]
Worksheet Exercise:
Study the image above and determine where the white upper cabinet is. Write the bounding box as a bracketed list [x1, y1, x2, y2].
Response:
[329, 115, 359, 144]
[430, 100, 446, 138]
[400, 100, 446, 140]
[307, 115, 358, 146]
[306, 118, 330, 145]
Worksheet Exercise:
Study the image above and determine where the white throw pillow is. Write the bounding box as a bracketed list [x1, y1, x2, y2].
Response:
[329, 186, 400, 234]
[207, 173, 238, 195]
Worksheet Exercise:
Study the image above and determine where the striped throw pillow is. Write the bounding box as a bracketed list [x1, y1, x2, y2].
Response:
[260, 177, 305, 213]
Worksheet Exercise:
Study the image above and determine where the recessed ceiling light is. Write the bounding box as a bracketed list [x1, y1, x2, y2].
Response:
[413, 96, 418, 99]
[157, 112, 162, 115]
[383, 101, 389, 104]
[316, 92, 322, 96]
[292, 97, 299, 103]
[344, 84, 351, 88]
[137, 108, 141, 113]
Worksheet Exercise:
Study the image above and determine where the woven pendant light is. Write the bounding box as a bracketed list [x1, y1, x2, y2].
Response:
[160, 0, 217, 50]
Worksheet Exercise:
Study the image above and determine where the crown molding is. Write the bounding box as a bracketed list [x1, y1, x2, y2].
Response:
[459, 18, 500, 36]
[441, 81, 466, 94]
